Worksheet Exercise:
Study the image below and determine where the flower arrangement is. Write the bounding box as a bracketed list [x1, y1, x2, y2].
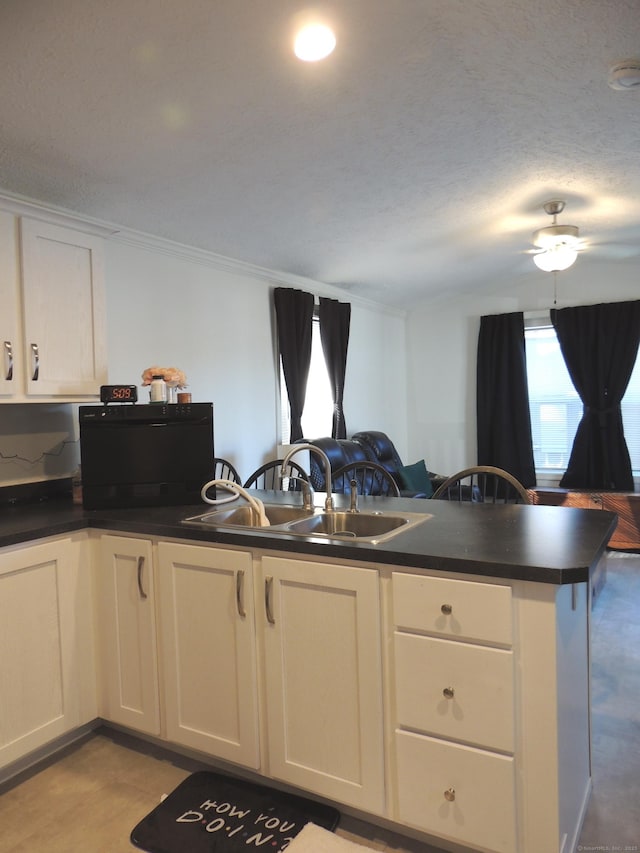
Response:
[141, 366, 188, 388]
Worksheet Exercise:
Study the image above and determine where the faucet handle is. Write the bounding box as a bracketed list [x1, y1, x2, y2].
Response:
[349, 479, 359, 512]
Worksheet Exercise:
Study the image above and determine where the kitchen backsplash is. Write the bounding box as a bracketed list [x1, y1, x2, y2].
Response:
[0, 403, 80, 487]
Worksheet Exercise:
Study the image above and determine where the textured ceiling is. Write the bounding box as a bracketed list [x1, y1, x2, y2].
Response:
[1, 0, 639, 307]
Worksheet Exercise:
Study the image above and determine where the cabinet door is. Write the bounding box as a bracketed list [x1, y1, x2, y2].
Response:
[0, 211, 20, 397]
[97, 535, 160, 735]
[0, 536, 95, 769]
[157, 542, 259, 769]
[261, 556, 384, 815]
[20, 217, 107, 397]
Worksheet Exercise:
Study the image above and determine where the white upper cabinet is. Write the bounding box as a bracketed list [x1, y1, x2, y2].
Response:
[0, 211, 19, 396]
[0, 212, 107, 401]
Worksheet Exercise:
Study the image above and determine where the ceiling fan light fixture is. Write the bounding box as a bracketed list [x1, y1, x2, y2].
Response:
[532, 223, 580, 249]
[531, 199, 580, 272]
[533, 244, 578, 272]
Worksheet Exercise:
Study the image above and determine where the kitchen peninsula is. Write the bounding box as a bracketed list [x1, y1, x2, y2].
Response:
[0, 493, 616, 853]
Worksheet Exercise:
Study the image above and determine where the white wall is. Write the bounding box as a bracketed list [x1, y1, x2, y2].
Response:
[104, 237, 408, 483]
[406, 258, 640, 476]
[0, 196, 407, 490]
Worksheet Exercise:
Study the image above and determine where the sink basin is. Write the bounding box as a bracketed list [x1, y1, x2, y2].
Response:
[287, 511, 411, 539]
[183, 504, 314, 528]
[182, 504, 431, 544]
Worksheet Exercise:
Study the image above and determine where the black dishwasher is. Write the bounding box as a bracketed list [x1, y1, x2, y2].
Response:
[79, 403, 214, 509]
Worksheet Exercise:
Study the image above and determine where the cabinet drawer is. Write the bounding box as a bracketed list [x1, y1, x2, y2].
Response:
[395, 730, 516, 853]
[393, 572, 512, 646]
[394, 633, 514, 752]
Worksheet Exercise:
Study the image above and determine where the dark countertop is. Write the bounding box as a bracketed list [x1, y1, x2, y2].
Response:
[0, 490, 617, 585]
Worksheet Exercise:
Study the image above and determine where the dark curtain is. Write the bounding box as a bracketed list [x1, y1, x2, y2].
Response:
[273, 287, 314, 442]
[477, 312, 536, 487]
[551, 300, 640, 490]
[319, 297, 351, 439]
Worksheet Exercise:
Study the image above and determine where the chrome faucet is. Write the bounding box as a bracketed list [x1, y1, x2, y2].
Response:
[281, 443, 335, 512]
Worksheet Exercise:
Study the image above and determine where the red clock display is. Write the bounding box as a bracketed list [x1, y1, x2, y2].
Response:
[100, 385, 138, 404]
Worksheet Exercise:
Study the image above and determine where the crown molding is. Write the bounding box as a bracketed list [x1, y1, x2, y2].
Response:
[109, 228, 406, 316]
[0, 187, 406, 317]
[0, 189, 119, 237]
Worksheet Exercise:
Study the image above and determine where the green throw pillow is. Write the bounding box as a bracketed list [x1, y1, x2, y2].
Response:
[398, 459, 433, 498]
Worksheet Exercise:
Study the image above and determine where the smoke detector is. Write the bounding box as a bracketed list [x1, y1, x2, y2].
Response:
[608, 59, 640, 90]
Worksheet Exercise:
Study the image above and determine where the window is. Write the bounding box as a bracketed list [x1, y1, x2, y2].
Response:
[279, 314, 333, 445]
[525, 315, 640, 476]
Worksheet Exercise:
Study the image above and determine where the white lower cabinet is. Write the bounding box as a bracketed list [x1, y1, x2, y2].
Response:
[390, 570, 591, 853]
[391, 570, 517, 853]
[157, 541, 259, 768]
[0, 535, 96, 770]
[156, 545, 384, 813]
[260, 555, 385, 815]
[12, 530, 584, 853]
[96, 535, 160, 735]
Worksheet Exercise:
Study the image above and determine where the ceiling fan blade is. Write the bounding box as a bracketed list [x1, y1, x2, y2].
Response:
[588, 242, 640, 259]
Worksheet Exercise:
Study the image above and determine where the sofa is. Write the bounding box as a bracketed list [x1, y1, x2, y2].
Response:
[296, 437, 368, 491]
[297, 431, 445, 498]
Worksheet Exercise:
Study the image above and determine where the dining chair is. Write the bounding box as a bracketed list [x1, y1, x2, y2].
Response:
[431, 465, 532, 504]
[331, 461, 401, 497]
[213, 457, 242, 484]
[243, 459, 309, 491]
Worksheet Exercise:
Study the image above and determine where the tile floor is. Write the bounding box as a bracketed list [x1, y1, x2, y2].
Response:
[576, 550, 640, 851]
[0, 551, 638, 853]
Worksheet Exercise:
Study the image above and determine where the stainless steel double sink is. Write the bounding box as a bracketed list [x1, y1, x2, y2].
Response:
[182, 502, 432, 544]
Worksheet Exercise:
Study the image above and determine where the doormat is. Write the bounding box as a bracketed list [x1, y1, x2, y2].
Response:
[130, 770, 340, 853]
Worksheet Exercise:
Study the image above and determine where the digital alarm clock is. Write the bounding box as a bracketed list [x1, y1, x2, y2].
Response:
[99, 384, 138, 404]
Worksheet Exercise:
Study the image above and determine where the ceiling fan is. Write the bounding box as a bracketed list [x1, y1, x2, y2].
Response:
[530, 200, 582, 272]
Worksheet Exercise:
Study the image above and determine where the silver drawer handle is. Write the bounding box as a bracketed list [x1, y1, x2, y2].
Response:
[30, 342, 39, 381]
[265, 576, 275, 624]
[441, 603, 452, 615]
[236, 570, 246, 618]
[444, 787, 456, 802]
[137, 556, 148, 599]
[443, 686, 455, 699]
[4, 341, 13, 381]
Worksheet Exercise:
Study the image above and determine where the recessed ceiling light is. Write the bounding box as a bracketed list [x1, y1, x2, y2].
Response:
[294, 24, 336, 62]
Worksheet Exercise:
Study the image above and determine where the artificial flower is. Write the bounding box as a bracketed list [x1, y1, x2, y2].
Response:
[141, 366, 188, 388]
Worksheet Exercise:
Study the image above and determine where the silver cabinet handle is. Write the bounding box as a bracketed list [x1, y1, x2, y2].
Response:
[236, 570, 246, 618]
[265, 576, 275, 624]
[443, 686, 455, 699]
[441, 603, 452, 615]
[444, 787, 456, 802]
[30, 343, 39, 380]
[3, 341, 13, 381]
[137, 556, 148, 599]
